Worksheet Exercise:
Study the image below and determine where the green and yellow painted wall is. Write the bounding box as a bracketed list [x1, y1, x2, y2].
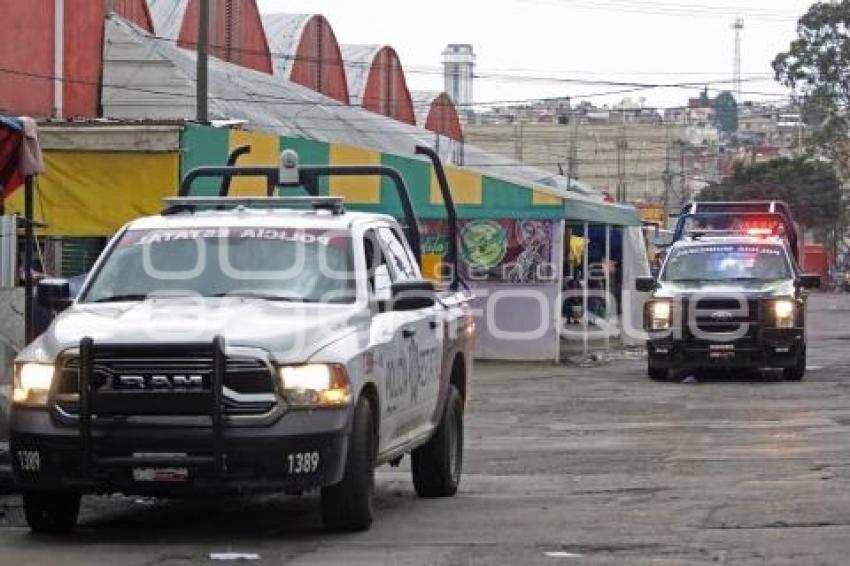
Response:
[3, 124, 638, 238]
[180, 125, 565, 222]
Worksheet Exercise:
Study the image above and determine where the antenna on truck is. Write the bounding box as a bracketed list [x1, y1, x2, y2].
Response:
[176, 146, 466, 286]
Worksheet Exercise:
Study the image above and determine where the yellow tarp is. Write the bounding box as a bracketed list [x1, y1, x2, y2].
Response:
[569, 235, 587, 267]
[4, 151, 180, 237]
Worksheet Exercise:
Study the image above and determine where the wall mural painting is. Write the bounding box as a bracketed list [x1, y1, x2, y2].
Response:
[420, 219, 556, 284]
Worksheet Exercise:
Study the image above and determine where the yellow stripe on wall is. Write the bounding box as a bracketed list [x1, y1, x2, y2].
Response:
[532, 188, 563, 206]
[228, 130, 280, 196]
[430, 166, 483, 205]
[5, 151, 180, 236]
[328, 144, 381, 204]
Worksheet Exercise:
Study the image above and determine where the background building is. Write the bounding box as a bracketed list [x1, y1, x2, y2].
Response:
[442, 44, 475, 123]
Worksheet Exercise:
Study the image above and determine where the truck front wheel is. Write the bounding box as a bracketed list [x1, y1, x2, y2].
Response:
[783, 347, 806, 381]
[320, 397, 375, 532]
[23, 491, 81, 534]
[411, 385, 464, 498]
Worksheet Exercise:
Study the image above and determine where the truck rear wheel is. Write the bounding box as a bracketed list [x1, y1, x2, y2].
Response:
[783, 348, 806, 381]
[321, 397, 375, 532]
[23, 491, 81, 534]
[411, 385, 463, 498]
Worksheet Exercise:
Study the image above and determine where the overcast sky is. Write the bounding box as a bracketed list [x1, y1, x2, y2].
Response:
[256, 0, 815, 110]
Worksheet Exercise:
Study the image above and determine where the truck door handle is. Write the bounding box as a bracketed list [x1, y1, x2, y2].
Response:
[402, 328, 416, 338]
[429, 321, 438, 330]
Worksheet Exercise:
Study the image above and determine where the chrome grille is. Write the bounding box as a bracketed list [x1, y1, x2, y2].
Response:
[56, 349, 277, 416]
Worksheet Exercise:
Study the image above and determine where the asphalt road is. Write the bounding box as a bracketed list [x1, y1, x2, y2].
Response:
[3, 293, 850, 565]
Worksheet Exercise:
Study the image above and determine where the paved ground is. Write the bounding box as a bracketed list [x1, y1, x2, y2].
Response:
[3, 293, 850, 565]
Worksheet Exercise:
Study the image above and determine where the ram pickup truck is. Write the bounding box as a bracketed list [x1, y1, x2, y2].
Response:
[10, 149, 475, 533]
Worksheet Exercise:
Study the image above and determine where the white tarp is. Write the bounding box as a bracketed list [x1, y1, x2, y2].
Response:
[622, 226, 651, 347]
[0, 216, 16, 289]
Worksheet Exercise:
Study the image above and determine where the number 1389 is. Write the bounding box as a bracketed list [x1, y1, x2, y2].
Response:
[287, 451, 319, 475]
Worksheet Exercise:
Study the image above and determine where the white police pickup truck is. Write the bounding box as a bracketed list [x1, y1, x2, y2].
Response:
[10, 149, 475, 533]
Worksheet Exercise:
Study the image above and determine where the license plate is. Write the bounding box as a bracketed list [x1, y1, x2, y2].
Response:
[132, 467, 189, 482]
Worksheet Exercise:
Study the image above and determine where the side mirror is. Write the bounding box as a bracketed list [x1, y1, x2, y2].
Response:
[391, 280, 436, 311]
[798, 273, 821, 290]
[635, 277, 658, 293]
[37, 278, 72, 312]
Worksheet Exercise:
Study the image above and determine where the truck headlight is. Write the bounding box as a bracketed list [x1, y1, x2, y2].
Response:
[13, 363, 55, 407]
[278, 364, 351, 408]
[772, 300, 796, 329]
[649, 301, 672, 331]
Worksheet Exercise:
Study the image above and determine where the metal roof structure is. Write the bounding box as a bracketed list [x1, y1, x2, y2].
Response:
[147, 0, 189, 41]
[113, 0, 154, 32]
[262, 13, 349, 104]
[340, 44, 380, 106]
[102, 16, 617, 211]
[149, 0, 273, 74]
[412, 92, 464, 142]
[341, 45, 416, 125]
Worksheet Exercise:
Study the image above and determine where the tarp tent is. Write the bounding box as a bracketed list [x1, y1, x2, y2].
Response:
[0, 116, 44, 344]
[0, 117, 44, 202]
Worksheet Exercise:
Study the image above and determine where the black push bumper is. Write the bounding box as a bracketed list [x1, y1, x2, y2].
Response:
[10, 409, 350, 496]
[10, 337, 352, 496]
[648, 328, 805, 371]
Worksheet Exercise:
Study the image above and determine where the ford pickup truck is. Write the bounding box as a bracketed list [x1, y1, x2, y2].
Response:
[637, 201, 819, 381]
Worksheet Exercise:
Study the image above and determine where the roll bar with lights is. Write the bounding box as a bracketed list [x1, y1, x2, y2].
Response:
[176, 147, 463, 287]
[177, 149, 420, 262]
[673, 201, 800, 261]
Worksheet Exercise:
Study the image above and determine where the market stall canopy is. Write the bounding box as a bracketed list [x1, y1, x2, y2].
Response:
[561, 192, 642, 227]
[0, 116, 44, 201]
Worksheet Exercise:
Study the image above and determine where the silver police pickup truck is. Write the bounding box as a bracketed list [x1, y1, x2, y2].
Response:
[10, 149, 475, 533]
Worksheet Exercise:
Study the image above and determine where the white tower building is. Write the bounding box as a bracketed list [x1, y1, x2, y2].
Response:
[442, 44, 476, 122]
[732, 18, 744, 102]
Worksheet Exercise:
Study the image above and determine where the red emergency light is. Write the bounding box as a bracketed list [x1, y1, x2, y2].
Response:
[737, 217, 784, 238]
[746, 227, 774, 236]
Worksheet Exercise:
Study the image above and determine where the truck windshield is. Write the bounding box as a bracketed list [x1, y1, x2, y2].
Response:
[662, 244, 791, 283]
[82, 227, 355, 304]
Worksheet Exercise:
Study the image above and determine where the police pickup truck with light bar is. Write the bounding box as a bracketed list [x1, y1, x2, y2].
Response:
[636, 201, 820, 381]
[10, 147, 475, 533]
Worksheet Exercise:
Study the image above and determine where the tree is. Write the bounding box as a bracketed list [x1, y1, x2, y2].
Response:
[714, 91, 738, 134]
[699, 158, 843, 241]
[773, 1, 850, 173]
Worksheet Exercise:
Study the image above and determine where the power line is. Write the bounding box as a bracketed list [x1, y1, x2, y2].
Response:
[0, 65, 794, 114]
[124, 23, 778, 90]
[515, 0, 800, 22]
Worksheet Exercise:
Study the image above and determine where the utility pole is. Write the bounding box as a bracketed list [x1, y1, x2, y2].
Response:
[567, 114, 579, 185]
[661, 123, 673, 225]
[616, 134, 628, 203]
[662, 170, 674, 227]
[196, 0, 210, 123]
[679, 141, 688, 206]
[514, 120, 524, 162]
